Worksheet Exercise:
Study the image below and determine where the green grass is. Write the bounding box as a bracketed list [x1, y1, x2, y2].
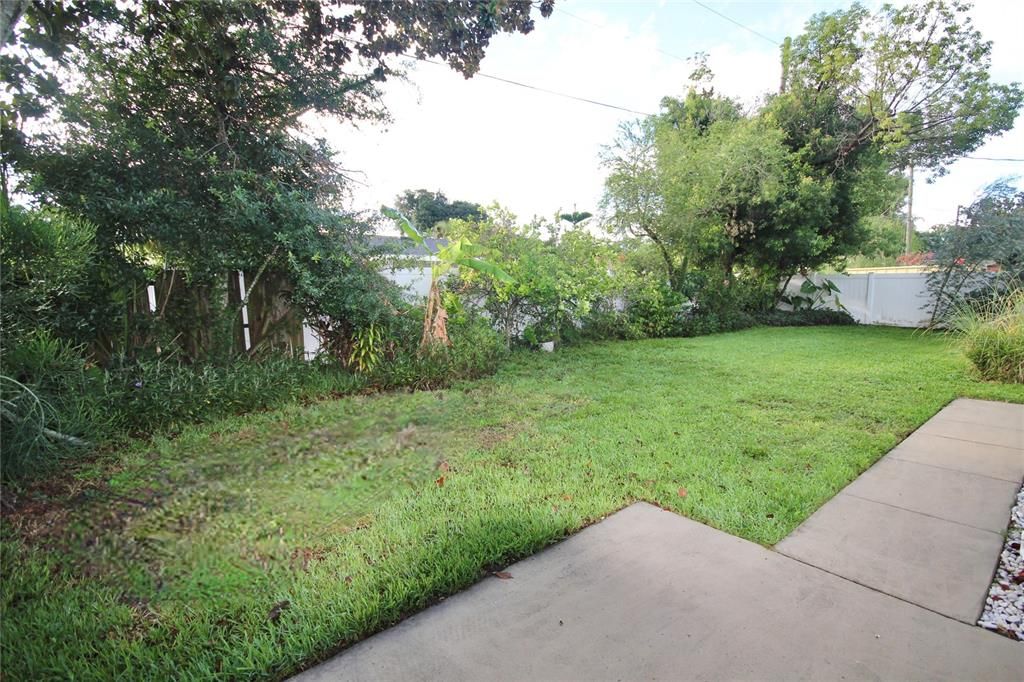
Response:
[3, 326, 1023, 679]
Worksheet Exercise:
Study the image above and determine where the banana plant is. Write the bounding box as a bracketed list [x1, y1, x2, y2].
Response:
[382, 206, 513, 350]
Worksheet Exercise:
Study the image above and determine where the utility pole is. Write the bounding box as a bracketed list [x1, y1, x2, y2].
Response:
[904, 164, 914, 255]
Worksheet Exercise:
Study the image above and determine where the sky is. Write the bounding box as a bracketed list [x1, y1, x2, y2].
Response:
[307, 0, 1024, 233]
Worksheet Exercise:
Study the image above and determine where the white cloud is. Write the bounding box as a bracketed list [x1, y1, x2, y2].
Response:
[309, 0, 1022, 234]
[310, 7, 691, 224]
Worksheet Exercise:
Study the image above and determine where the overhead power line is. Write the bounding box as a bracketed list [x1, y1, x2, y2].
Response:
[340, 26, 1024, 169]
[963, 156, 1024, 162]
[690, 1, 781, 47]
[343, 36, 655, 117]
[337, 3, 783, 120]
[465, 67, 654, 117]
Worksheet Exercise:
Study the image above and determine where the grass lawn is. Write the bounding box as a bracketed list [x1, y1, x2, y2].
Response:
[3, 326, 1023, 679]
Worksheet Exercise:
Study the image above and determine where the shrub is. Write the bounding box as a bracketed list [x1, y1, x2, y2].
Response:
[674, 308, 753, 337]
[448, 211, 629, 346]
[101, 353, 363, 434]
[0, 341, 365, 480]
[0, 316, 508, 481]
[947, 290, 1024, 383]
[0, 332, 108, 479]
[371, 314, 507, 390]
[446, 315, 509, 378]
[286, 216, 407, 365]
[924, 182, 1024, 325]
[578, 300, 637, 341]
[627, 279, 687, 337]
[0, 207, 98, 345]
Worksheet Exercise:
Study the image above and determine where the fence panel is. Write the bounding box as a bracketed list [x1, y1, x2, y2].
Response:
[242, 269, 304, 354]
[784, 271, 934, 328]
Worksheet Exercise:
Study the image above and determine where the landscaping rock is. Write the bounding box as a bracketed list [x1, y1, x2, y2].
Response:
[979, 484, 1024, 641]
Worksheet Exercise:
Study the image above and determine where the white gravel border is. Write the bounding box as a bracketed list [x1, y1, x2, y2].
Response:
[979, 485, 1024, 641]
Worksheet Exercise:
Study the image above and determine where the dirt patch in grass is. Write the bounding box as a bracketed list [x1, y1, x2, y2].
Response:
[4, 328, 1024, 680]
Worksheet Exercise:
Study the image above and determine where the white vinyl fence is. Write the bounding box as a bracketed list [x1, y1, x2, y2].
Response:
[784, 270, 934, 328]
[302, 264, 941, 358]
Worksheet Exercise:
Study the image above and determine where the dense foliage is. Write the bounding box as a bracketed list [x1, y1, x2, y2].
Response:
[443, 206, 854, 346]
[446, 208, 628, 345]
[0, 1, 552, 479]
[2, 0, 1018, 484]
[922, 182, 1024, 382]
[602, 1, 1020, 309]
[394, 189, 484, 235]
[925, 182, 1024, 324]
[5, 0, 553, 358]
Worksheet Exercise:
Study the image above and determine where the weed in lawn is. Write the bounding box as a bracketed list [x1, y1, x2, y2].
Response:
[2, 327, 1023, 679]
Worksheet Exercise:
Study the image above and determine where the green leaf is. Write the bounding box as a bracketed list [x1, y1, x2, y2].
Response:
[459, 258, 515, 284]
[381, 206, 426, 250]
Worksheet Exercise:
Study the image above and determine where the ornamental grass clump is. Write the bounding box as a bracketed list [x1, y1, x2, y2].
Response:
[949, 289, 1024, 383]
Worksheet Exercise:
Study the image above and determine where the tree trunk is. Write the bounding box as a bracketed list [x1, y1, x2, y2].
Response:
[775, 273, 794, 305]
[650, 234, 677, 290]
[0, 0, 30, 47]
[420, 280, 450, 351]
[723, 250, 736, 286]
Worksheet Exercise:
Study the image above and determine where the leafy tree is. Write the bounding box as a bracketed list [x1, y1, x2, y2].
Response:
[603, 1, 1020, 304]
[854, 216, 918, 261]
[600, 119, 675, 285]
[656, 110, 792, 281]
[775, 1, 1022, 174]
[394, 189, 484, 234]
[0, 206, 97, 344]
[284, 214, 404, 365]
[10, 0, 553, 360]
[1, 0, 118, 200]
[646, 89, 855, 288]
[925, 181, 1024, 324]
[447, 211, 625, 346]
[763, 0, 1019, 283]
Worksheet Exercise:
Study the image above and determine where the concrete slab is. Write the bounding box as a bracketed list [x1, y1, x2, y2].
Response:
[941, 399, 1024, 430]
[296, 504, 1023, 682]
[917, 416, 1024, 450]
[844, 456, 1019, 532]
[776, 493, 1004, 623]
[888, 432, 1024, 483]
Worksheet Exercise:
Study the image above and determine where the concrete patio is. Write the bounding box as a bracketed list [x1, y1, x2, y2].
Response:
[296, 399, 1024, 681]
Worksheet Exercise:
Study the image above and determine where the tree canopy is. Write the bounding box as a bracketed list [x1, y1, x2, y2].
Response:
[775, 0, 1022, 173]
[3, 0, 553, 360]
[394, 189, 484, 235]
[602, 0, 1021, 295]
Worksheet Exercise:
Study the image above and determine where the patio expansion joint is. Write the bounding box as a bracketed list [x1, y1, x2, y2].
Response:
[914, 429, 1024, 450]
[926, 414, 1024, 432]
[838, 490, 1005, 537]
[886, 452, 1022, 484]
[772, 545, 983, 628]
